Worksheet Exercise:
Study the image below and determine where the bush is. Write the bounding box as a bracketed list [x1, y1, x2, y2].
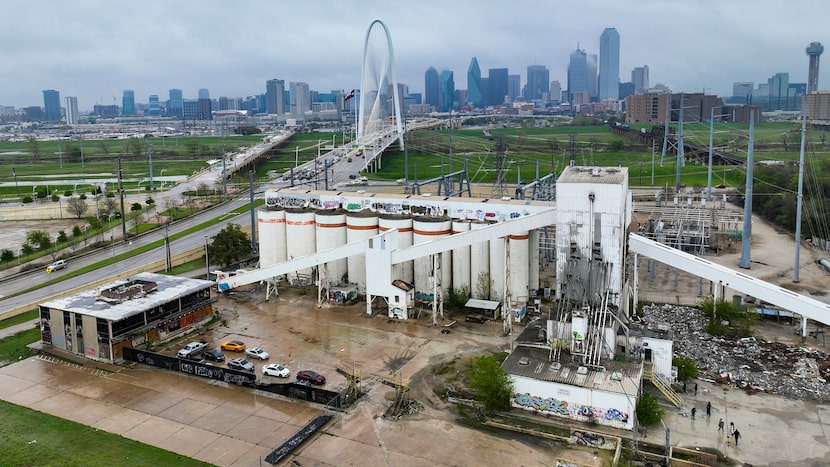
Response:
[672, 356, 699, 382]
[22, 196, 33, 204]
[64, 190, 73, 197]
[636, 392, 664, 426]
[468, 355, 514, 413]
[700, 296, 757, 337]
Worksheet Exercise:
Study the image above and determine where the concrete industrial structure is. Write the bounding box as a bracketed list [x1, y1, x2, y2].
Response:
[38, 272, 214, 363]
[215, 165, 830, 431]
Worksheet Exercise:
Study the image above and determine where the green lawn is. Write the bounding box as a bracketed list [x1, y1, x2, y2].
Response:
[0, 399, 213, 466]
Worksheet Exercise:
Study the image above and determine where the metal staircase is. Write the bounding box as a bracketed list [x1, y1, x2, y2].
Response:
[643, 363, 684, 408]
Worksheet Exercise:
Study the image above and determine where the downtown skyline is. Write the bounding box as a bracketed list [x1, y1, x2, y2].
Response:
[1, 0, 828, 111]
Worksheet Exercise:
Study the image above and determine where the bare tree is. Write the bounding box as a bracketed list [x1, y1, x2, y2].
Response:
[66, 197, 88, 219]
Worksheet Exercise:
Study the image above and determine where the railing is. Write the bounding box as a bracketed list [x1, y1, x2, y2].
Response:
[643, 362, 684, 408]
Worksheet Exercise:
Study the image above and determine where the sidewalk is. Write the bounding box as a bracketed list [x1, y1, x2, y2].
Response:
[0, 319, 38, 339]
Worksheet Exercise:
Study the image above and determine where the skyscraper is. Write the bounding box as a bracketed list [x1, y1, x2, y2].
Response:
[599, 28, 620, 100]
[631, 66, 649, 94]
[64, 96, 79, 124]
[290, 82, 311, 115]
[487, 68, 508, 106]
[147, 95, 160, 116]
[197, 89, 212, 120]
[122, 90, 135, 116]
[467, 58, 483, 107]
[42, 89, 61, 121]
[425, 67, 440, 110]
[266, 79, 286, 114]
[524, 65, 550, 101]
[550, 81, 562, 104]
[567, 47, 591, 103]
[440, 70, 455, 111]
[168, 89, 183, 117]
[508, 75, 521, 102]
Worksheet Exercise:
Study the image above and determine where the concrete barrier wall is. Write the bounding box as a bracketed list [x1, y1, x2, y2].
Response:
[0, 246, 207, 322]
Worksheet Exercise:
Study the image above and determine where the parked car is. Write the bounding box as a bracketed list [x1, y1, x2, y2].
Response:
[245, 347, 269, 360]
[263, 364, 290, 378]
[177, 341, 208, 358]
[227, 358, 255, 372]
[46, 260, 67, 273]
[221, 340, 246, 352]
[202, 349, 225, 362]
[296, 370, 326, 385]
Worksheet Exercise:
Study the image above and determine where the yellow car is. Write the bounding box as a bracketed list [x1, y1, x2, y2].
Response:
[220, 340, 246, 352]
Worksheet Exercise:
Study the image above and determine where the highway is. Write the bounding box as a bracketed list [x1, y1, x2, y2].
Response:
[0, 123, 424, 317]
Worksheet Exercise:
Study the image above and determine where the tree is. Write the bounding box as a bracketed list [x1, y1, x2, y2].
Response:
[100, 198, 119, 218]
[672, 356, 699, 383]
[27, 135, 40, 162]
[67, 197, 88, 219]
[51, 193, 60, 202]
[130, 202, 143, 212]
[467, 355, 514, 413]
[26, 230, 52, 251]
[1, 249, 14, 263]
[234, 126, 262, 136]
[64, 143, 82, 162]
[21, 243, 34, 255]
[636, 392, 664, 426]
[209, 223, 252, 268]
[72, 225, 83, 239]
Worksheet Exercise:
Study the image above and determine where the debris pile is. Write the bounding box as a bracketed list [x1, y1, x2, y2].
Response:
[641, 303, 830, 402]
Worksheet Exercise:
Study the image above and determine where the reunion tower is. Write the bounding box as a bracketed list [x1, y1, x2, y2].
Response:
[807, 42, 824, 94]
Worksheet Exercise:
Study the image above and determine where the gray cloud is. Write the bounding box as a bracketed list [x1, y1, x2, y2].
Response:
[1, 0, 828, 109]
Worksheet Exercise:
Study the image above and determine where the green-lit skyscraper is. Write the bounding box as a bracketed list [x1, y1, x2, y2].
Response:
[467, 57, 483, 107]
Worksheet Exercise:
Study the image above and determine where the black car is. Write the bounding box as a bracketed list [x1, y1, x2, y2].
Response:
[202, 349, 225, 362]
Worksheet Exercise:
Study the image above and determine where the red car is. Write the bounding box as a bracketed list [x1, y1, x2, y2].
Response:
[296, 370, 326, 385]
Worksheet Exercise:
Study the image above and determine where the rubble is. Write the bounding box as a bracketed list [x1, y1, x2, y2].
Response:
[641, 303, 830, 402]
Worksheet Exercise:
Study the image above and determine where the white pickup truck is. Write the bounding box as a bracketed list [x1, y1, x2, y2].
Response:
[177, 341, 208, 359]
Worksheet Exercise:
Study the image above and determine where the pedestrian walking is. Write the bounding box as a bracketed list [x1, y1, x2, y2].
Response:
[694, 382, 698, 395]
[691, 407, 696, 419]
[718, 418, 724, 432]
[683, 381, 687, 393]
[729, 422, 736, 440]
[734, 429, 741, 446]
[706, 401, 711, 417]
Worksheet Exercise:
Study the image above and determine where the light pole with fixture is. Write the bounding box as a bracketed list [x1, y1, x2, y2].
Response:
[12, 168, 20, 203]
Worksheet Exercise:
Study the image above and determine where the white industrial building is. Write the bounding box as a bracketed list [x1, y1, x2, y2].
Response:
[218, 165, 830, 430]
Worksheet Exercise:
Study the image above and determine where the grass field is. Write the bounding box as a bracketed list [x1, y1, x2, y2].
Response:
[0, 399, 213, 466]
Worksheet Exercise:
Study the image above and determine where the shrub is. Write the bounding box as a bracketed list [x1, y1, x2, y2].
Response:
[636, 392, 664, 426]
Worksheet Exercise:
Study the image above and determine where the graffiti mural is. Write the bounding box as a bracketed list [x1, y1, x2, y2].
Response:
[512, 392, 629, 425]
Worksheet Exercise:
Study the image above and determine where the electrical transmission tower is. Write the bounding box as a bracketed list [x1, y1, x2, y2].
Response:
[491, 136, 508, 198]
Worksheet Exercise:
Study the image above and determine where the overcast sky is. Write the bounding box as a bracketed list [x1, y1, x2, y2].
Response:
[1, 0, 828, 110]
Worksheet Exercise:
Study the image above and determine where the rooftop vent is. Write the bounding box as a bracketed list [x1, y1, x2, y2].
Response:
[98, 279, 158, 304]
[576, 366, 588, 375]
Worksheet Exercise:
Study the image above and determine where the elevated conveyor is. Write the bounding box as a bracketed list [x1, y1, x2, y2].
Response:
[629, 233, 830, 327]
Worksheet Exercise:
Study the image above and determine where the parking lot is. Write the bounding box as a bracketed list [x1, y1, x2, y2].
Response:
[0, 287, 601, 466]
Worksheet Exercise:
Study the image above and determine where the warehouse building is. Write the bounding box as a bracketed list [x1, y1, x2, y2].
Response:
[38, 272, 214, 363]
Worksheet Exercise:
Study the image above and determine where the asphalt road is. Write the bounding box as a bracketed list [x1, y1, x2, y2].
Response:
[0, 132, 378, 316]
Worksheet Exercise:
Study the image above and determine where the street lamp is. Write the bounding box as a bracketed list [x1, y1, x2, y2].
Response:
[12, 168, 20, 203]
[17, 246, 23, 265]
[204, 235, 210, 280]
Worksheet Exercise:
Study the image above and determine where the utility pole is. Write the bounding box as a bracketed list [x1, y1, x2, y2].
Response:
[249, 169, 257, 253]
[118, 157, 127, 241]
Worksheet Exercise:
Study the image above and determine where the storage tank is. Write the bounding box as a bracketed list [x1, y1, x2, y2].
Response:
[346, 211, 378, 292]
[451, 220, 471, 296]
[379, 215, 413, 284]
[470, 221, 490, 299]
[315, 210, 347, 285]
[509, 232, 529, 305]
[412, 217, 452, 300]
[489, 235, 506, 302]
[528, 229, 540, 293]
[257, 208, 286, 268]
[285, 210, 316, 280]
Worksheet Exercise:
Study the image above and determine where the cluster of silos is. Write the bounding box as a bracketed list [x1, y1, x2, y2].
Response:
[257, 206, 541, 305]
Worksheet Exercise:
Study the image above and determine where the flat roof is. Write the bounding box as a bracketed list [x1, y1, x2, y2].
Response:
[40, 272, 213, 322]
[503, 345, 641, 397]
[557, 166, 627, 185]
[465, 299, 501, 311]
